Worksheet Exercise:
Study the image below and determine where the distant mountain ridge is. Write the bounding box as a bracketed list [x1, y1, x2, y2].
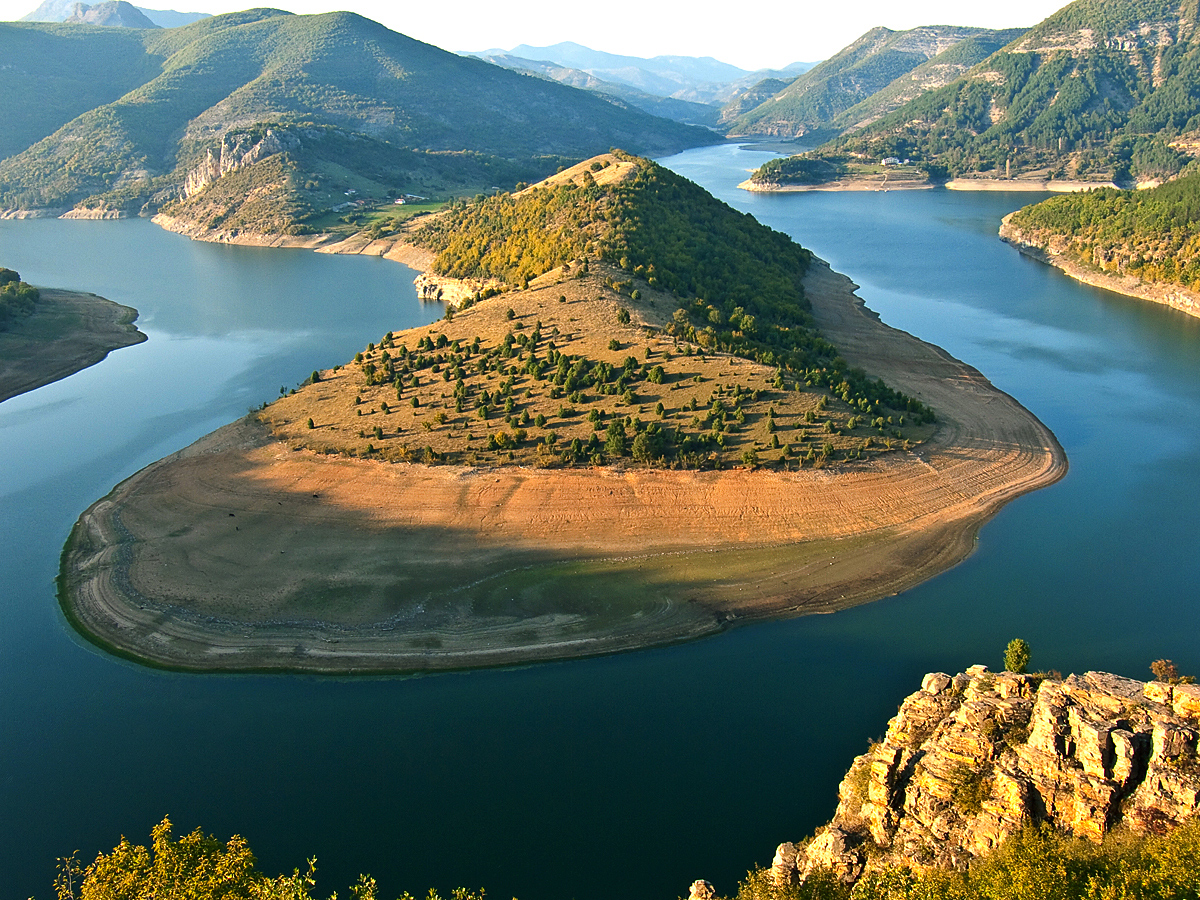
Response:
[466, 40, 814, 106]
[0, 9, 716, 229]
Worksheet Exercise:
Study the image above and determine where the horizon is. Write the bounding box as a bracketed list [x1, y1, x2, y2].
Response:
[2, 0, 1069, 71]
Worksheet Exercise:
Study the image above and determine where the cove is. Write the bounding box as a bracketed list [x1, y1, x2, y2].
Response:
[2, 145, 1199, 900]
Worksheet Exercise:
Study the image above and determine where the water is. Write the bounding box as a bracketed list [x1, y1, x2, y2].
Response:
[2, 147, 1199, 900]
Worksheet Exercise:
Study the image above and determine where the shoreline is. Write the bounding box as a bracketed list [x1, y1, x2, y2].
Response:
[58, 255, 1067, 674]
[740, 177, 1116, 194]
[0, 289, 147, 403]
[999, 214, 1200, 320]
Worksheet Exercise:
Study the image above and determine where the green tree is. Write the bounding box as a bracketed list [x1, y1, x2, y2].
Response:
[1004, 638, 1031, 674]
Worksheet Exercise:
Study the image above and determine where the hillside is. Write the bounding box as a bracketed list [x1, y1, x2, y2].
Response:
[0, 11, 716, 219]
[743, 666, 1200, 897]
[823, 0, 1200, 183]
[727, 26, 999, 138]
[1000, 173, 1200, 317]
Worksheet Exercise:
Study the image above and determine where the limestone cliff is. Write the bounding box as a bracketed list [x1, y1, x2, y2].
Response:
[773, 667, 1200, 887]
[182, 128, 300, 200]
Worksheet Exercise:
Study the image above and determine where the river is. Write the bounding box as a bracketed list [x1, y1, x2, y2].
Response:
[1, 143, 1198, 900]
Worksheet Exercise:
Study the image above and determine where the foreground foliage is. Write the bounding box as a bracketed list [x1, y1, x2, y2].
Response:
[53, 817, 488, 900]
[1008, 172, 1200, 291]
[732, 821, 1200, 900]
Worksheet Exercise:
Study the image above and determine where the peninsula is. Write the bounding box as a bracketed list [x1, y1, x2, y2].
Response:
[0, 270, 146, 403]
[59, 154, 1065, 673]
[1000, 178, 1200, 320]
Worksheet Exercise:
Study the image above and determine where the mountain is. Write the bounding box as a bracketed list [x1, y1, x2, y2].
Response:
[718, 77, 796, 125]
[0, 11, 717, 218]
[830, 28, 1028, 131]
[471, 53, 722, 126]
[64, 1, 157, 27]
[467, 40, 762, 104]
[19, 0, 207, 26]
[828, 0, 1200, 182]
[727, 26, 1001, 137]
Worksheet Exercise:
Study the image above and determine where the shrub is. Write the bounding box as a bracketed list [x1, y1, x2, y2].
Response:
[1004, 638, 1031, 674]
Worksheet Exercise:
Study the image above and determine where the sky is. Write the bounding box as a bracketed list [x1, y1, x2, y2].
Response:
[3, 0, 1072, 70]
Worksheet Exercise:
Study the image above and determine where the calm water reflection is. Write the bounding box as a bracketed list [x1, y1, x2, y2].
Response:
[1, 149, 1197, 900]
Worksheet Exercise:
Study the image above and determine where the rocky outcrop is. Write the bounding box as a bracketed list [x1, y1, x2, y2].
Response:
[182, 128, 301, 199]
[773, 667, 1200, 886]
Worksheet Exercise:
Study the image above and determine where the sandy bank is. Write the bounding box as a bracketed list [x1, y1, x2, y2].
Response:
[60, 259, 1066, 673]
[0, 289, 146, 403]
[739, 177, 933, 193]
[741, 177, 1116, 194]
[999, 214, 1200, 320]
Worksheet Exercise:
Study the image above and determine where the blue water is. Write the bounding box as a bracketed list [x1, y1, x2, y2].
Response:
[2, 146, 1199, 900]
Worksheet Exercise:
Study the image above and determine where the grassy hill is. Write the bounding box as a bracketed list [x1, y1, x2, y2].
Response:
[727, 26, 998, 138]
[0, 11, 716, 218]
[266, 153, 934, 471]
[819, 0, 1200, 182]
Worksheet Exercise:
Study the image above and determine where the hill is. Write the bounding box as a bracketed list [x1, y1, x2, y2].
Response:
[726, 26, 1001, 138]
[58, 152, 1066, 674]
[0, 11, 716, 220]
[1000, 173, 1200, 317]
[823, 0, 1200, 183]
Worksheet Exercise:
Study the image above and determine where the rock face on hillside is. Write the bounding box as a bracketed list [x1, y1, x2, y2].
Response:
[182, 128, 300, 199]
[773, 667, 1200, 886]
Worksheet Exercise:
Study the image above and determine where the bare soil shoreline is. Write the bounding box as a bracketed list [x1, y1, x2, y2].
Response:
[0, 289, 146, 403]
[740, 177, 1116, 194]
[999, 214, 1200, 320]
[59, 255, 1066, 674]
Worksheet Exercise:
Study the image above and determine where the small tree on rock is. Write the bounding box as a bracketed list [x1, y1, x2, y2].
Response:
[1004, 638, 1031, 674]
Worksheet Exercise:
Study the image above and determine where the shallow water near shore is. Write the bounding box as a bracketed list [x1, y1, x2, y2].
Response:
[3, 146, 1200, 900]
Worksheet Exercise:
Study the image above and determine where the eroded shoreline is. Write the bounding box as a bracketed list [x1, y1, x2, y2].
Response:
[59, 257, 1066, 673]
[0, 289, 146, 403]
[999, 214, 1200, 320]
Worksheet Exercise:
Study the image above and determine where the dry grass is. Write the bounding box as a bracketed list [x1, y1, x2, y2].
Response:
[263, 266, 931, 470]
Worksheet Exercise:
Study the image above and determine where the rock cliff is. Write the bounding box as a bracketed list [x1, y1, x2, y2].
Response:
[773, 667, 1200, 887]
[182, 128, 300, 200]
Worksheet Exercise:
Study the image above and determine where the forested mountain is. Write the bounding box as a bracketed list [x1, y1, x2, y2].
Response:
[827, 0, 1200, 182]
[830, 28, 1028, 131]
[726, 26, 1002, 137]
[0, 11, 716, 215]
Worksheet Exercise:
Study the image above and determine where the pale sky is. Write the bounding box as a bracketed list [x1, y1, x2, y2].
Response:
[2, 0, 1070, 70]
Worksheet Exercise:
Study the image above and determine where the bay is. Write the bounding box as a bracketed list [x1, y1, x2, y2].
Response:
[1, 145, 1198, 900]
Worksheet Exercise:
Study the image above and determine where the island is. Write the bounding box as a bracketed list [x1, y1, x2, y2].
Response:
[0, 268, 146, 403]
[58, 154, 1066, 673]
